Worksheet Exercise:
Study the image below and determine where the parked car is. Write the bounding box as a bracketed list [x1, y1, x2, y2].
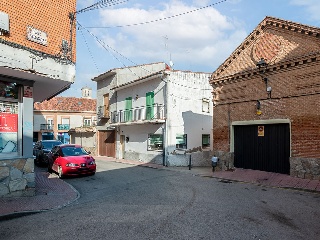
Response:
[47, 144, 96, 178]
[33, 140, 63, 166]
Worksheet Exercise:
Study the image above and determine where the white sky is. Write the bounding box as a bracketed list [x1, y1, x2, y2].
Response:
[59, 0, 320, 98]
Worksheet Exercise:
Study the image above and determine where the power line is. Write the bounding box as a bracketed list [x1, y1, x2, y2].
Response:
[76, 0, 129, 14]
[79, 27, 99, 72]
[79, 21, 214, 91]
[85, 0, 227, 29]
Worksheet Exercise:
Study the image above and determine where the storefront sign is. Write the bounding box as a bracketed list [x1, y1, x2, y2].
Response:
[27, 26, 47, 46]
[258, 126, 264, 137]
[0, 113, 17, 132]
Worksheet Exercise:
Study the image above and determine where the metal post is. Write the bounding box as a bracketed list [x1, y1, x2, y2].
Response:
[188, 155, 192, 170]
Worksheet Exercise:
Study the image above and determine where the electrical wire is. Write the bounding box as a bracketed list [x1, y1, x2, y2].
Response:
[76, 0, 129, 14]
[77, 21, 141, 78]
[78, 21, 214, 91]
[79, 26, 100, 72]
[85, 0, 227, 29]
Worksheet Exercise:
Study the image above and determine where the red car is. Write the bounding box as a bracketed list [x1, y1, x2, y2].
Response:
[47, 144, 96, 178]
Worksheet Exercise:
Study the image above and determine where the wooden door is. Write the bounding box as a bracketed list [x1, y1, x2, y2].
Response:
[98, 130, 115, 157]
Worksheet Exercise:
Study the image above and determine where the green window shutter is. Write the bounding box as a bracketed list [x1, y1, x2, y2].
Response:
[125, 97, 132, 121]
[146, 92, 154, 120]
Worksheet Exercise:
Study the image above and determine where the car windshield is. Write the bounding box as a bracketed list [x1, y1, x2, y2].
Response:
[61, 147, 88, 157]
[42, 141, 62, 149]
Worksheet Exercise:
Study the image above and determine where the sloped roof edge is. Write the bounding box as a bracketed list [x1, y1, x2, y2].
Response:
[211, 16, 320, 81]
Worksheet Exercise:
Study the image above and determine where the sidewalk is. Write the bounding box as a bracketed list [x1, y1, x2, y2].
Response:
[0, 167, 79, 220]
[1, 156, 320, 220]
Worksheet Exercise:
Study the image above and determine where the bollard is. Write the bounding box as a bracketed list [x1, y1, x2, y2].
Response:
[188, 155, 192, 170]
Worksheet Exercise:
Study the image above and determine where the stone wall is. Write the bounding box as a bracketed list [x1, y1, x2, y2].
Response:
[290, 157, 320, 180]
[0, 158, 35, 197]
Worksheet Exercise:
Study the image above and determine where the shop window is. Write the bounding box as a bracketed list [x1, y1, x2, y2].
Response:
[0, 103, 19, 155]
[202, 134, 210, 148]
[0, 81, 19, 155]
[176, 134, 187, 149]
[148, 134, 163, 151]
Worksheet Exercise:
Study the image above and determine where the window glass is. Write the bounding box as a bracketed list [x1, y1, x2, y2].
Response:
[202, 134, 210, 148]
[146, 92, 154, 120]
[84, 118, 91, 126]
[148, 134, 163, 151]
[0, 81, 19, 100]
[202, 98, 210, 113]
[0, 80, 19, 155]
[176, 134, 187, 149]
[125, 97, 132, 121]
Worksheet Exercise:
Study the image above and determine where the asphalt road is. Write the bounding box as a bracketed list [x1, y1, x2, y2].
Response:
[0, 160, 319, 240]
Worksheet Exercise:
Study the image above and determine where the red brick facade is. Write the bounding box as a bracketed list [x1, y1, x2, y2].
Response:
[210, 17, 320, 179]
[0, 0, 76, 61]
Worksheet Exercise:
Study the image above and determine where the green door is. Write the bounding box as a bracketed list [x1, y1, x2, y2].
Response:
[125, 97, 132, 121]
[146, 92, 154, 120]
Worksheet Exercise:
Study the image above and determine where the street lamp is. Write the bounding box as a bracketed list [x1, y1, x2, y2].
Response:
[256, 58, 271, 98]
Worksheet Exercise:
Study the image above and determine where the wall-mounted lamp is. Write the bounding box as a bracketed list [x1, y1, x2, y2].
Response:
[256, 58, 271, 98]
[256, 100, 262, 115]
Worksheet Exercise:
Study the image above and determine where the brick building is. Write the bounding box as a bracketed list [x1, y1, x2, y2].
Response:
[0, 0, 77, 196]
[210, 16, 320, 180]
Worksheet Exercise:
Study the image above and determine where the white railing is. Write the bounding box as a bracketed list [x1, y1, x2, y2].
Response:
[110, 104, 165, 124]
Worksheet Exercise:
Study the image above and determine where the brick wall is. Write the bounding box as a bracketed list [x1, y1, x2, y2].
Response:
[212, 60, 320, 159]
[0, 0, 76, 61]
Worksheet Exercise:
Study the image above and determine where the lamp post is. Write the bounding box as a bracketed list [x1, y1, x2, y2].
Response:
[256, 58, 272, 98]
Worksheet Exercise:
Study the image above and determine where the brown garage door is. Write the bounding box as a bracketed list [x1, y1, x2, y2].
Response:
[99, 130, 115, 157]
[234, 123, 290, 174]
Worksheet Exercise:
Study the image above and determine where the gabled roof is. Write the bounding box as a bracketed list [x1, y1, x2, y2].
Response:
[34, 96, 96, 112]
[92, 62, 168, 82]
[210, 16, 320, 82]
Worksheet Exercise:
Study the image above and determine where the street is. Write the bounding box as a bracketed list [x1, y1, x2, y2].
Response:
[0, 160, 319, 240]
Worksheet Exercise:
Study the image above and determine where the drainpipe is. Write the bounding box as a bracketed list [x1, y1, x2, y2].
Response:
[163, 72, 168, 166]
[68, 12, 75, 61]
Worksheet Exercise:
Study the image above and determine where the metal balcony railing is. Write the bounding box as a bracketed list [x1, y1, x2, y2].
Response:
[40, 124, 54, 131]
[58, 124, 70, 130]
[98, 106, 110, 119]
[110, 104, 165, 124]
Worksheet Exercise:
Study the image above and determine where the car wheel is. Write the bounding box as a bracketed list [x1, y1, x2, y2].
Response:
[58, 166, 64, 179]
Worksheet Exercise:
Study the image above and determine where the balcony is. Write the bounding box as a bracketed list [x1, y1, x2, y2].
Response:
[110, 104, 165, 125]
[58, 124, 70, 130]
[40, 124, 54, 131]
[98, 106, 110, 119]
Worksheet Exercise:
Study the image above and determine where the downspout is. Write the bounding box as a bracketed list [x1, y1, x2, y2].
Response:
[163, 71, 168, 166]
[68, 12, 75, 61]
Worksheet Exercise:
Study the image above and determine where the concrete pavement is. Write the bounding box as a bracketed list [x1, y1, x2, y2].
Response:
[1, 156, 320, 220]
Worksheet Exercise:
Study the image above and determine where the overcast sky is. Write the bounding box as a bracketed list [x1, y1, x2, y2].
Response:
[59, 0, 320, 98]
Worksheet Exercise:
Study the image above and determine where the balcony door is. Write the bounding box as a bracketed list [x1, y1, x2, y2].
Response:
[125, 97, 132, 122]
[104, 94, 109, 117]
[146, 92, 154, 120]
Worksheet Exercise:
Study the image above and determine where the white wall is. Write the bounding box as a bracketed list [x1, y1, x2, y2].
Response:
[165, 71, 212, 154]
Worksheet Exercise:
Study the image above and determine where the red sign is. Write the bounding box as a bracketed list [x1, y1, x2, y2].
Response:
[0, 113, 18, 132]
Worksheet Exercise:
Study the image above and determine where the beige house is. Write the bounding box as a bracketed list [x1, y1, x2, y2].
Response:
[33, 87, 97, 154]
